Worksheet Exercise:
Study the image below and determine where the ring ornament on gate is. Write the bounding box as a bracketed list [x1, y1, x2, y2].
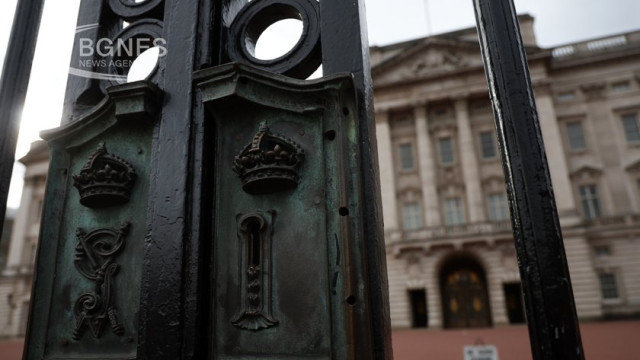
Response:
[108, 0, 164, 21]
[103, 19, 164, 88]
[227, 0, 322, 79]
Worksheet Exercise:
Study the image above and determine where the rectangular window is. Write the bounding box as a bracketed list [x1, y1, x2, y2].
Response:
[398, 143, 415, 170]
[479, 131, 496, 159]
[579, 185, 601, 219]
[557, 91, 575, 102]
[566, 122, 586, 151]
[598, 273, 619, 300]
[403, 202, 422, 230]
[438, 137, 455, 165]
[444, 198, 465, 226]
[622, 114, 640, 144]
[594, 245, 611, 257]
[487, 193, 509, 221]
[611, 81, 630, 92]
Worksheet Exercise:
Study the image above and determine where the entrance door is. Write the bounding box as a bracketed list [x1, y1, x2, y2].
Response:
[503, 283, 525, 324]
[408, 289, 428, 328]
[440, 259, 492, 328]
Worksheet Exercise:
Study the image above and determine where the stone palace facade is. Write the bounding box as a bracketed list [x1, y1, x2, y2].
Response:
[371, 15, 640, 328]
[1, 15, 640, 336]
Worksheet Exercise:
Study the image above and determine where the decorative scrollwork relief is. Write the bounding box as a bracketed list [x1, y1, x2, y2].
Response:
[72, 223, 130, 340]
[232, 212, 279, 331]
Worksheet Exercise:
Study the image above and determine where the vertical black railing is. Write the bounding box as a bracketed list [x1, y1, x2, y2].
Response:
[473, 0, 585, 359]
[0, 0, 46, 236]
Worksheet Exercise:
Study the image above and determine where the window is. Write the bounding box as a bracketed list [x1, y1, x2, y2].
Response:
[579, 185, 601, 219]
[487, 193, 509, 221]
[479, 131, 496, 159]
[622, 114, 640, 144]
[557, 91, 575, 102]
[444, 198, 465, 226]
[611, 81, 630, 92]
[598, 272, 619, 300]
[566, 122, 586, 151]
[398, 143, 415, 170]
[403, 202, 422, 230]
[594, 245, 611, 257]
[438, 137, 455, 165]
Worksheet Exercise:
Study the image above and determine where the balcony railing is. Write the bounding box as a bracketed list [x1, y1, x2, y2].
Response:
[388, 214, 640, 244]
[551, 31, 640, 58]
[390, 219, 513, 243]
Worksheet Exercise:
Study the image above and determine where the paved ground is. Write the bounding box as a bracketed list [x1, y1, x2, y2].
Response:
[393, 320, 640, 360]
[2, 320, 638, 359]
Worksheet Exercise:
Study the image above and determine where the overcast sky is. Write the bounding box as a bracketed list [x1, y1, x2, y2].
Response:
[1, 0, 639, 208]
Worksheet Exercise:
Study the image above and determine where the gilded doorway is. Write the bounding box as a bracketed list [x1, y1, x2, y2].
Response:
[440, 257, 492, 328]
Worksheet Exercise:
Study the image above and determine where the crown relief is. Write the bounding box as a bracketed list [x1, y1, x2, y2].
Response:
[233, 121, 305, 195]
[72, 142, 137, 208]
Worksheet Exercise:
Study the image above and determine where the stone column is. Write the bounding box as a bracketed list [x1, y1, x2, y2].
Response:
[376, 111, 399, 233]
[455, 98, 485, 222]
[414, 105, 441, 227]
[424, 255, 442, 328]
[535, 85, 579, 224]
[4, 178, 33, 276]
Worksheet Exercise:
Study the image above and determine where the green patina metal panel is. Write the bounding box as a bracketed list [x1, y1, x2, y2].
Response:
[196, 64, 364, 359]
[27, 82, 162, 360]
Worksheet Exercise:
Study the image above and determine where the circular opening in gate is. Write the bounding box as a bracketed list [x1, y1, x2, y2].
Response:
[127, 46, 160, 82]
[243, 4, 305, 62]
[252, 19, 303, 60]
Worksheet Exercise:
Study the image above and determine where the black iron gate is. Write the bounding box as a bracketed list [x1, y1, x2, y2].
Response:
[0, 0, 585, 359]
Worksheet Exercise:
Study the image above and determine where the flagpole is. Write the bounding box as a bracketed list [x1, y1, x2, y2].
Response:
[424, 0, 432, 35]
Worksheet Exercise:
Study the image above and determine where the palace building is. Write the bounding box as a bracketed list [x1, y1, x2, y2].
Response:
[1, 15, 640, 335]
[371, 15, 640, 328]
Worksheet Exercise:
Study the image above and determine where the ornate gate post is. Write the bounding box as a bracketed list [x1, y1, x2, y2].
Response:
[24, 1, 392, 359]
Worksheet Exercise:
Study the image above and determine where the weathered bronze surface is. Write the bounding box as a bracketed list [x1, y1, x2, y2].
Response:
[26, 82, 162, 359]
[72, 143, 137, 208]
[24, 0, 392, 358]
[233, 122, 305, 194]
[196, 63, 364, 359]
[73, 223, 130, 340]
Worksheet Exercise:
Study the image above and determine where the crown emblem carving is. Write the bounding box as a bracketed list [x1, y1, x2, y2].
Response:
[72, 143, 137, 208]
[233, 122, 304, 194]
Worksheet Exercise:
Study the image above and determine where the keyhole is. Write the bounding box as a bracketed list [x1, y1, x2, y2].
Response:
[247, 219, 262, 267]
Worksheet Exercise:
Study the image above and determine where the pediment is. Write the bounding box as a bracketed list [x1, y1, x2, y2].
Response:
[569, 164, 603, 179]
[372, 39, 484, 86]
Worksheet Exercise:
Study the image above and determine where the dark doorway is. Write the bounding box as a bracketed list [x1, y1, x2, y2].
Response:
[503, 283, 525, 324]
[440, 257, 492, 328]
[408, 289, 428, 328]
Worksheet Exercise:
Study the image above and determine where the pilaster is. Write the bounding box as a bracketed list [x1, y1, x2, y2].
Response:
[454, 97, 485, 222]
[376, 111, 399, 233]
[3, 178, 34, 276]
[414, 105, 442, 227]
[534, 87, 579, 224]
